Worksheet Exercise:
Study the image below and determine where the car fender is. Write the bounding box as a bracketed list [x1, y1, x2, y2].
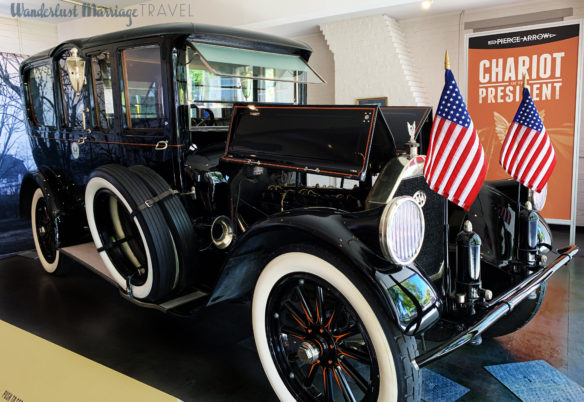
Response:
[20, 167, 87, 246]
[209, 209, 440, 335]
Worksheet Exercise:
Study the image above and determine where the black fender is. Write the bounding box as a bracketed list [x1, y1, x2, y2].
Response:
[20, 167, 88, 246]
[209, 208, 440, 335]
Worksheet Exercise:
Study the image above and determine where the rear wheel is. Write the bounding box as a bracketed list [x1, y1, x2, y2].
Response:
[252, 248, 420, 402]
[31, 188, 65, 274]
[85, 164, 176, 301]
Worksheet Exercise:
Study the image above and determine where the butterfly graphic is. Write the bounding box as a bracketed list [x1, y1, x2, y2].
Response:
[492, 110, 573, 162]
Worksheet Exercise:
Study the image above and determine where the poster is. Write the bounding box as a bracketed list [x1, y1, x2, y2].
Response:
[466, 22, 581, 222]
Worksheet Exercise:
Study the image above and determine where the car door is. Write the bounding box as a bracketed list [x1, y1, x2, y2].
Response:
[85, 47, 124, 168]
[22, 61, 65, 175]
[55, 48, 93, 184]
[116, 41, 176, 184]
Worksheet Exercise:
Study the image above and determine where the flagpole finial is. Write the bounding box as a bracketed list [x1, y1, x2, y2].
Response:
[522, 73, 528, 89]
[445, 50, 450, 70]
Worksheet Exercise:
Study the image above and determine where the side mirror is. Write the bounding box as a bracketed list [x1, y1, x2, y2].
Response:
[66, 48, 86, 94]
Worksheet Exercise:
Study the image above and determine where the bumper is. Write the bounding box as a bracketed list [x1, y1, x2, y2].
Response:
[414, 245, 579, 368]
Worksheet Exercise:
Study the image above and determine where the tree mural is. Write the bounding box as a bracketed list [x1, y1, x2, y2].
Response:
[0, 52, 33, 255]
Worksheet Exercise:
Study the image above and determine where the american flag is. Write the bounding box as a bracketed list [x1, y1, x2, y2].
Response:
[499, 87, 556, 192]
[423, 69, 487, 210]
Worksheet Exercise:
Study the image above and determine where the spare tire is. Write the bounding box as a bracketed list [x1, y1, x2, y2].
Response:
[129, 165, 196, 291]
[85, 164, 176, 301]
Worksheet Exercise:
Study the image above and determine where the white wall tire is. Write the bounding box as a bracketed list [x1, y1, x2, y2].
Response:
[85, 165, 176, 301]
[129, 165, 196, 292]
[31, 188, 63, 274]
[252, 249, 420, 401]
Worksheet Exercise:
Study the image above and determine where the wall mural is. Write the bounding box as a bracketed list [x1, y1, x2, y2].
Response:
[0, 52, 34, 256]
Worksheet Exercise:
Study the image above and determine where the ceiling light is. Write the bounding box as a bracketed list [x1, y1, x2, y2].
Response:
[421, 0, 433, 9]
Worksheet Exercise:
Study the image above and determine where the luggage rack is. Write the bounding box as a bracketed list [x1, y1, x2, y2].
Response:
[60, 242, 209, 316]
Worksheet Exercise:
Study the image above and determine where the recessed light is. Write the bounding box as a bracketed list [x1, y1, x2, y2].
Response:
[422, 0, 433, 9]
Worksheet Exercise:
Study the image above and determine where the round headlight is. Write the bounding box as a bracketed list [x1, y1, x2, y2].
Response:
[379, 196, 425, 265]
[532, 184, 547, 211]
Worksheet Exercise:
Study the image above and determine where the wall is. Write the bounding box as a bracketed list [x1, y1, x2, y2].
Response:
[0, 17, 57, 255]
[400, 0, 584, 224]
[321, 15, 424, 106]
[293, 32, 335, 104]
[0, 15, 58, 55]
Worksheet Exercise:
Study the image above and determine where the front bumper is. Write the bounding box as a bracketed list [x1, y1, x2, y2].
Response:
[414, 245, 579, 367]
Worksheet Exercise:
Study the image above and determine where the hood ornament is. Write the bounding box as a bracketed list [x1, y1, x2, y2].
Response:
[406, 121, 419, 158]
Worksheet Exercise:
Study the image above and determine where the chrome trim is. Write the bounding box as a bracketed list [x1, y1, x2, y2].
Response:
[379, 196, 425, 265]
[366, 155, 425, 209]
[188, 44, 327, 84]
[537, 217, 552, 254]
[211, 215, 235, 250]
[414, 245, 578, 367]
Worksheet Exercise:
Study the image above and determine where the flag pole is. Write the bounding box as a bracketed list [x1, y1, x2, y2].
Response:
[515, 75, 528, 262]
[442, 50, 451, 300]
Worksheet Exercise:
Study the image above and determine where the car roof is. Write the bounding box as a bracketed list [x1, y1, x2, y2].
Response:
[22, 23, 313, 67]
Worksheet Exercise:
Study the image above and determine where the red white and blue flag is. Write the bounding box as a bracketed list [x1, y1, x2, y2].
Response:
[423, 69, 487, 211]
[499, 87, 556, 192]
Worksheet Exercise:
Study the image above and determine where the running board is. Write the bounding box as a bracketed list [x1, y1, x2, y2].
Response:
[119, 289, 209, 315]
[414, 245, 579, 368]
[61, 242, 117, 286]
[61, 242, 209, 316]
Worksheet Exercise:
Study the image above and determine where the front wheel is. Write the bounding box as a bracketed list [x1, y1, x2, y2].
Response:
[252, 249, 420, 402]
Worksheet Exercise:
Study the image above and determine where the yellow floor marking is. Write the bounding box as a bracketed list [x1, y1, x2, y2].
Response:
[0, 320, 180, 402]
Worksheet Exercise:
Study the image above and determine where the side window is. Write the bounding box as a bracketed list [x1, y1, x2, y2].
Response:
[120, 45, 164, 129]
[26, 64, 56, 127]
[90, 52, 114, 129]
[58, 50, 90, 128]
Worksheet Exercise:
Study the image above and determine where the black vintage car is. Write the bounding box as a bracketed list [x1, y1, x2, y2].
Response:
[19, 23, 577, 401]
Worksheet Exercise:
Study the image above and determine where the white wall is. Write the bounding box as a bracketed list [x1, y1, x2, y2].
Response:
[294, 32, 335, 104]
[0, 15, 58, 56]
[400, 0, 584, 224]
[321, 15, 421, 105]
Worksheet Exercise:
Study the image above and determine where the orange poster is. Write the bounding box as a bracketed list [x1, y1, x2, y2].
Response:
[467, 22, 581, 221]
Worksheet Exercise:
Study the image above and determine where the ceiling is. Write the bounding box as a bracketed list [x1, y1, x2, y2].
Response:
[1, 0, 529, 34]
[240, 0, 529, 36]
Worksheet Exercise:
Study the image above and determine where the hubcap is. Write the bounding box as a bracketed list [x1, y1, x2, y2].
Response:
[266, 274, 379, 401]
[298, 341, 320, 365]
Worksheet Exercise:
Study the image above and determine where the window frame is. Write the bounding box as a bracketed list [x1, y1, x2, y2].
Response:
[23, 61, 58, 128]
[118, 41, 167, 131]
[87, 50, 115, 131]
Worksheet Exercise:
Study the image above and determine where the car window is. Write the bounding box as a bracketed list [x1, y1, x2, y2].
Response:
[91, 52, 114, 129]
[58, 50, 90, 128]
[120, 45, 164, 129]
[26, 64, 56, 127]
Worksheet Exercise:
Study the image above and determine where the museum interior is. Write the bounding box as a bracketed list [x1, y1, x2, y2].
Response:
[0, 0, 583, 401]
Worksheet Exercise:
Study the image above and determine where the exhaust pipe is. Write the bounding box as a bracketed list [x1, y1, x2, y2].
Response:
[211, 216, 234, 249]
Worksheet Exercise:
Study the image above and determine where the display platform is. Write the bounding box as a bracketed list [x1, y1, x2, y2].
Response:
[0, 320, 179, 402]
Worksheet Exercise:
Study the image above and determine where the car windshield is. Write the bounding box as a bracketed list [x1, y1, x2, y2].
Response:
[179, 42, 324, 130]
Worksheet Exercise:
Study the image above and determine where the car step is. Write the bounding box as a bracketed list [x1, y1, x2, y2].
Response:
[61, 242, 210, 316]
[119, 289, 210, 316]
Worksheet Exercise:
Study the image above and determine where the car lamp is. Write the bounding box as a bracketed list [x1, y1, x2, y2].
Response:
[379, 196, 425, 265]
[66, 48, 86, 94]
